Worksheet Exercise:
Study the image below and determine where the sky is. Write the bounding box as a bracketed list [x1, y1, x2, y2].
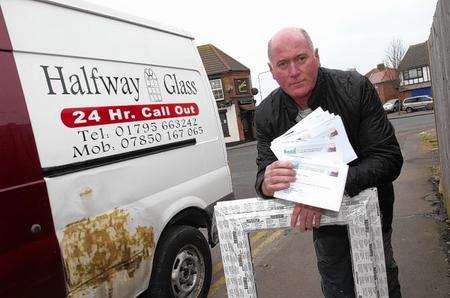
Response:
[88, 0, 439, 103]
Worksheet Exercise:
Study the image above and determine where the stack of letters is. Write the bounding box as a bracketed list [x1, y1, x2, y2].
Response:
[270, 107, 357, 212]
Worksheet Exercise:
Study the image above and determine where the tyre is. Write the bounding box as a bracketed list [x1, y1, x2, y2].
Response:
[148, 225, 212, 298]
[405, 107, 413, 113]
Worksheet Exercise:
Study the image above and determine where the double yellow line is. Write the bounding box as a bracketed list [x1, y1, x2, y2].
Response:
[207, 229, 285, 297]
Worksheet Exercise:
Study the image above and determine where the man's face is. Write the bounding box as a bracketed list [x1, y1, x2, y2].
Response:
[269, 33, 320, 102]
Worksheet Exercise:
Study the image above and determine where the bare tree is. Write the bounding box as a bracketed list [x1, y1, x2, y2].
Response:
[384, 38, 405, 69]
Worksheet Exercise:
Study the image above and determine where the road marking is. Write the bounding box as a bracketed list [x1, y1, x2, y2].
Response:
[211, 230, 269, 275]
[250, 229, 285, 257]
[208, 229, 285, 297]
[251, 230, 271, 244]
[208, 276, 226, 298]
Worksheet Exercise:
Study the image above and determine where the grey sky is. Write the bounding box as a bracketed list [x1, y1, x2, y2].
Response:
[88, 0, 438, 102]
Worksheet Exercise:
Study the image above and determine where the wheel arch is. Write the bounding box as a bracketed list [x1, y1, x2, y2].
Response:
[164, 206, 211, 237]
[153, 206, 213, 259]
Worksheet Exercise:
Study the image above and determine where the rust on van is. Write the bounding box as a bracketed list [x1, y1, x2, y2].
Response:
[60, 209, 154, 295]
[79, 187, 93, 199]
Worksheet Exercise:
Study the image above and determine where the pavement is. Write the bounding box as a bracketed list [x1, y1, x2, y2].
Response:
[388, 123, 449, 297]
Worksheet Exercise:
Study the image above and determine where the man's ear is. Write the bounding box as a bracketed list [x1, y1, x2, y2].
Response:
[268, 62, 275, 79]
[314, 48, 320, 61]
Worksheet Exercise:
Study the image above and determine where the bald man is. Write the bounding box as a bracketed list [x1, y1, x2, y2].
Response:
[255, 28, 403, 297]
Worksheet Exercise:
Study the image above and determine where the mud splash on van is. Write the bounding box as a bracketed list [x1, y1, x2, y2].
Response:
[60, 209, 154, 296]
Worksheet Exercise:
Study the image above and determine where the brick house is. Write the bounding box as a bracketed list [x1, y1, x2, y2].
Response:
[398, 41, 432, 99]
[197, 44, 256, 143]
[366, 63, 399, 102]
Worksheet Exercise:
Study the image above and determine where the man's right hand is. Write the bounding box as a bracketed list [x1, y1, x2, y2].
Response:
[261, 160, 296, 196]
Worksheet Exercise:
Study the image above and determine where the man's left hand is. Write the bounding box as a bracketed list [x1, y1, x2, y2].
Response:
[290, 203, 323, 232]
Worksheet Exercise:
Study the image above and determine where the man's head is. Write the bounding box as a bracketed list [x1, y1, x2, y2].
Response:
[268, 27, 320, 107]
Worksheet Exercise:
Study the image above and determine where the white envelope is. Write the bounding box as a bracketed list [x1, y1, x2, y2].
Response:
[274, 156, 348, 212]
[269, 108, 357, 211]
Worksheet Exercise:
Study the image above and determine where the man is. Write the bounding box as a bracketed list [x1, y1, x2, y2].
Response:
[255, 27, 403, 297]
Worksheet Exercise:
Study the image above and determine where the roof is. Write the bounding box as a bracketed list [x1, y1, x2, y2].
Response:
[368, 68, 398, 84]
[197, 44, 249, 76]
[365, 68, 378, 78]
[398, 42, 429, 71]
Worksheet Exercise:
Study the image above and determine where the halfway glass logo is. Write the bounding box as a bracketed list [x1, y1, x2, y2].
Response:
[144, 68, 163, 102]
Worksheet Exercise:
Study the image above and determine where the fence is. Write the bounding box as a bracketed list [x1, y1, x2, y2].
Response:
[428, 0, 450, 215]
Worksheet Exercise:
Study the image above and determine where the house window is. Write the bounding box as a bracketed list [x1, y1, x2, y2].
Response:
[219, 110, 230, 137]
[210, 79, 224, 100]
[403, 68, 423, 80]
[417, 68, 423, 77]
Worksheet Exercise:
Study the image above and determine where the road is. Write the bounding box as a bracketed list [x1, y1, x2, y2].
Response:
[209, 112, 450, 297]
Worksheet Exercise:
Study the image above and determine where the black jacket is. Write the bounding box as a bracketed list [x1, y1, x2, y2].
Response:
[255, 67, 403, 232]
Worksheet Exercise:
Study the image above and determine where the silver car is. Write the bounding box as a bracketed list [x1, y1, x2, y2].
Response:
[402, 96, 434, 113]
[383, 98, 401, 113]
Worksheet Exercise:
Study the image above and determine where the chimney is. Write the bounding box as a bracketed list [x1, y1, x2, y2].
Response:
[377, 63, 386, 71]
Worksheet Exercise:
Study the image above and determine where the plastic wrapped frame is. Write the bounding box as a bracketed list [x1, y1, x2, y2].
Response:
[214, 188, 388, 298]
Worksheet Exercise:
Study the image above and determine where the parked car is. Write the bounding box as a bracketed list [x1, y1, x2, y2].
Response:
[383, 98, 401, 113]
[402, 96, 434, 113]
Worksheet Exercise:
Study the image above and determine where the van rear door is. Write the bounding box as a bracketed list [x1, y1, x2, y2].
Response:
[0, 5, 66, 297]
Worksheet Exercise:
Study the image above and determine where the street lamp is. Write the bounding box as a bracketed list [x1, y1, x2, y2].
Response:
[257, 70, 271, 104]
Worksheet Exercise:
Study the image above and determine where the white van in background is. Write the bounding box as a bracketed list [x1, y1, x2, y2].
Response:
[0, 0, 233, 297]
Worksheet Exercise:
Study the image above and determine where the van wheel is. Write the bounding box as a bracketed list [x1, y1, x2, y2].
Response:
[405, 107, 413, 113]
[148, 225, 211, 298]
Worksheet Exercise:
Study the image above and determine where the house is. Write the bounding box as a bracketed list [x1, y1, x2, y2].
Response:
[398, 41, 432, 99]
[365, 63, 399, 102]
[197, 44, 256, 143]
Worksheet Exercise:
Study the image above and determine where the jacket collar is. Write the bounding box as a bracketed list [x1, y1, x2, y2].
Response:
[308, 67, 327, 110]
[279, 89, 300, 124]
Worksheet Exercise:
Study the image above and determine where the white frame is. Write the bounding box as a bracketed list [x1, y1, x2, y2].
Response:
[214, 188, 388, 298]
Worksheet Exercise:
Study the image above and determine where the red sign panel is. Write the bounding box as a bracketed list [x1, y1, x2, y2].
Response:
[61, 102, 200, 128]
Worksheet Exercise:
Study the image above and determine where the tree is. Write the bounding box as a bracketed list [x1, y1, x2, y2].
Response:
[384, 38, 405, 69]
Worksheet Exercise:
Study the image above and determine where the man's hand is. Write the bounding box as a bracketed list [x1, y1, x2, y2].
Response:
[261, 160, 296, 196]
[291, 203, 323, 232]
